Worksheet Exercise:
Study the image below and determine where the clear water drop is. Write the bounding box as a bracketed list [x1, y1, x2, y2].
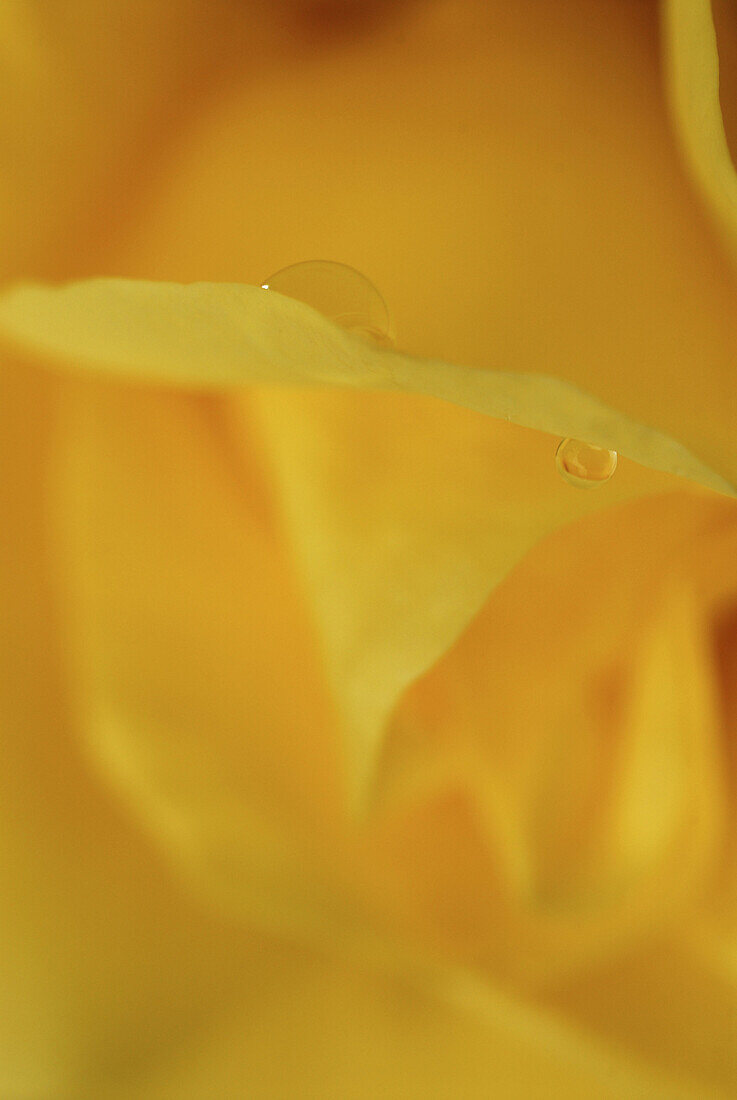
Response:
[555, 438, 618, 488]
[262, 260, 394, 346]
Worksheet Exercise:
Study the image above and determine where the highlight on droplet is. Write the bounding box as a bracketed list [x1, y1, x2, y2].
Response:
[555, 437, 618, 488]
[262, 260, 394, 346]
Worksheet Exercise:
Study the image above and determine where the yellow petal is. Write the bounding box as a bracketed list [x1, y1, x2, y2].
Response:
[663, 0, 737, 261]
[0, 279, 397, 389]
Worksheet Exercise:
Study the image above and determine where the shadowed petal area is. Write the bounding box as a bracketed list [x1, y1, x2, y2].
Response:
[109, 941, 702, 1100]
[0, 1, 254, 279]
[546, 936, 737, 1097]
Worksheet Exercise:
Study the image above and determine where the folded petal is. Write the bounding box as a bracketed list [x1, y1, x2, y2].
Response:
[368, 491, 730, 978]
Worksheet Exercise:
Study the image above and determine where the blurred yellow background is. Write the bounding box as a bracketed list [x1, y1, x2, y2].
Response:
[2, 2, 737, 1096]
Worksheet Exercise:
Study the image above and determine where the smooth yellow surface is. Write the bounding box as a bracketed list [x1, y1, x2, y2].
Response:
[2, 1, 737, 1097]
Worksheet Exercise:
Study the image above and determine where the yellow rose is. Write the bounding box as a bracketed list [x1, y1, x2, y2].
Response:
[2, 1, 737, 1096]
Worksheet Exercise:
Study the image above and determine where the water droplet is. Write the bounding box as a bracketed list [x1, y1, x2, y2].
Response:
[555, 438, 617, 488]
[262, 260, 394, 346]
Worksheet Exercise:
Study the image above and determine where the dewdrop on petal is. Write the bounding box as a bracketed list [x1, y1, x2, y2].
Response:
[262, 260, 394, 346]
[555, 438, 617, 488]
